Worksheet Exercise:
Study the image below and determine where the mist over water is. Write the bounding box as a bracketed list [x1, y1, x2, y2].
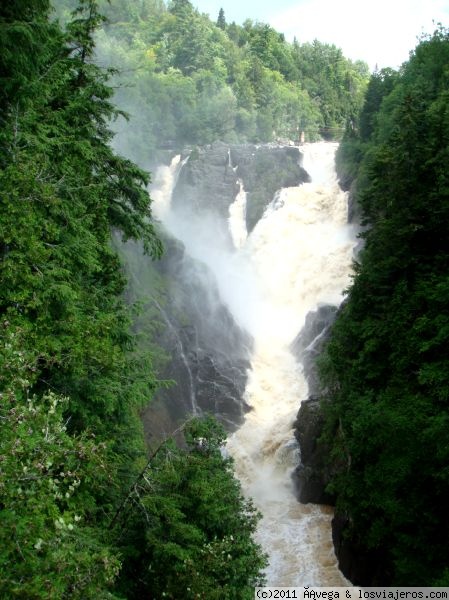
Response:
[228, 180, 248, 250]
[152, 142, 355, 585]
[227, 143, 355, 585]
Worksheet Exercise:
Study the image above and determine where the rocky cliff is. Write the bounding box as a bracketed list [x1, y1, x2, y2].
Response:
[291, 305, 338, 397]
[136, 141, 310, 439]
[120, 232, 253, 441]
[290, 290, 381, 584]
[172, 141, 310, 232]
[150, 234, 252, 431]
[290, 305, 338, 504]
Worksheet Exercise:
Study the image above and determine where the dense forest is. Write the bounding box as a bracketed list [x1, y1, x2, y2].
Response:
[4, 0, 448, 594]
[323, 26, 449, 586]
[0, 1, 266, 597]
[55, 0, 369, 164]
[0, 2, 370, 595]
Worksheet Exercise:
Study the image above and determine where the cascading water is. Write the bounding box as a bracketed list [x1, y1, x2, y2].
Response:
[151, 154, 186, 220]
[228, 180, 248, 250]
[226, 142, 355, 585]
[150, 142, 356, 585]
[152, 298, 198, 415]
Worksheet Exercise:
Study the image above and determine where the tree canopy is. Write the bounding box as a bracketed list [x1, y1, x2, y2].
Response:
[53, 0, 369, 163]
[0, 1, 267, 596]
[323, 26, 449, 585]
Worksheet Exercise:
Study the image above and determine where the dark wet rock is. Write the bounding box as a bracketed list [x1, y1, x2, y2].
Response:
[290, 305, 338, 504]
[291, 304, 338, 396]
[292, 396, 334, 505]
[172, 141, 240, 221]
[172, 141, 310, 233]
[332, 513, 392, 585]
[139, 233, 252, 439]
[347, 179, 363, 225]
[290, 305, 389, 581]
[231, 144, 310, 231]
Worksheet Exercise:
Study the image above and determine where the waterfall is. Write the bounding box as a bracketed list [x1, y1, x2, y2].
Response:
[151, 154, 188, 221]
[151, 141, 356, 585]
[227, 142, 355, 585]
[229, 180, 248, 250]
[153, 298, 198, 415]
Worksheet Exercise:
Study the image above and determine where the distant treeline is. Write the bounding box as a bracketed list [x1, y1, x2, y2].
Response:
[322, 26, 449, 585]
[55, 0, 369, 164]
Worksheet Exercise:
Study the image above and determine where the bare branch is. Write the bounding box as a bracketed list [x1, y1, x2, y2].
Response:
[108, 416, 195, 529]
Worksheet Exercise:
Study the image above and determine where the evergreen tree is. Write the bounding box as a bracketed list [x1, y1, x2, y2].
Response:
[0, 0, 163, 433]
[322, 26, 449, 585]
[217, 7, 226, 30]
[0, 0, 54, 119]
[0, 2, 268, 596]
[115, 417, 267, 599]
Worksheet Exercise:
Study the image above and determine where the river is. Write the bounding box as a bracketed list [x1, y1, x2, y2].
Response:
[151, 141, 356, 586]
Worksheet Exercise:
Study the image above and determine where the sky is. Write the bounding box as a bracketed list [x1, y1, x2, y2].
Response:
[192, 0, 449, 70]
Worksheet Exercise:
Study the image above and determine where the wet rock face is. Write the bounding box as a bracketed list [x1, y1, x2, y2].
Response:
[172, 141, 240, 221]
[291, 304, 338, 397]
[172, 141, 310, 232]
[290, 305, 338, 505]
[290, 306, 389, 583]
[142, 234, 252, 439]
[231, 144, 310, 231]
[292, 396, 334, 505]
[332, 514, 392, 586]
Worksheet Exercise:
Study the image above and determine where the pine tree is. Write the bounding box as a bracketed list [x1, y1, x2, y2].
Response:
[115, 416, 267, 599]
[216, 7, 226, 30]
[0, 0, 163, 433]
[322, 26, 449, 585]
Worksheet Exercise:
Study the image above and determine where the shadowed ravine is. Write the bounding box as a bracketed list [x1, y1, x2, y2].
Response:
[151, 142, 356, 585]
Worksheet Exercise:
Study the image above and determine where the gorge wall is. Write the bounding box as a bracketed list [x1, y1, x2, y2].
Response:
[290, 305, 338, 505]
[149, 140, 355, 585]
[125, 141, 310, 440]
[123, 140, 358, 585]
[172, 141, 310, 232]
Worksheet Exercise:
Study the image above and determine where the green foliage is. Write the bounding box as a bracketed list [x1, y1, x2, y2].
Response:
[1, 7, 267, 596]
[359, 68, 398, 141]
[322, 26, 449, 584]
[0, 0, 160, 594]
[216, 8, 226, 30]
[0, 1, 55, 117]
[2, 0, 368, 594]
[85, 0, 368, 160]
[291, 40, 369, 137]
[115, 416, 267, 599]
[0, 0, 163, 437]
[0, 326, 121, 599]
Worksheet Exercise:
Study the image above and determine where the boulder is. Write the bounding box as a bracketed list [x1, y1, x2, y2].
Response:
[291, 304, 337, 396]
[292, 396, 334, 505]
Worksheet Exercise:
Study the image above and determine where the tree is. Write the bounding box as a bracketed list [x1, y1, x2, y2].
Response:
[216, 7, 226, 30]
[115, 416, 267, 599]
[1, 1, 270, 596]
[322, 26, 449, 585]
[0, 0, 163, 436]
[0, 0, 55, 120]
[359, 68, 398, 141]
[0, 324, 121, 599]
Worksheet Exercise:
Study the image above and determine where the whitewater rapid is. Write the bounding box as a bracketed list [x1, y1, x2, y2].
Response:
[151, 142, 356, 586]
